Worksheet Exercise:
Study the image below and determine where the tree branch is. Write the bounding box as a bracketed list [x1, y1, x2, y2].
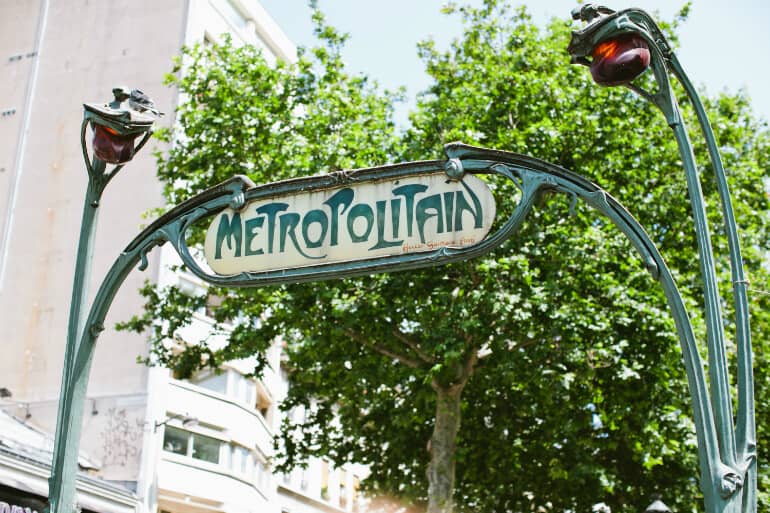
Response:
[432, 347, 480, 395]
[343, 328, 423, 369]
[458, 347, 479, 386]
[391, 326, 435, 364]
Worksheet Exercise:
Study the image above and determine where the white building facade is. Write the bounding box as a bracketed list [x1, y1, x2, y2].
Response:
[0, 1, 365, 513]
[145, 260, 366, 513]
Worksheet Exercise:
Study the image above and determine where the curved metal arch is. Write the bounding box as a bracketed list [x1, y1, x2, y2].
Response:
[131, 143, 661, 288]
[69, 142, 711, 460]
[63, 143, 725, 512]
[569, 8, 755, 511]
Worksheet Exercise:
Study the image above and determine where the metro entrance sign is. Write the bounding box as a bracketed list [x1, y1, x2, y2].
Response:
[204, 170, 495, 275]
[49, 5, 757, 513]
[50, 140, 756, 513]
[157, 143, 662, 290]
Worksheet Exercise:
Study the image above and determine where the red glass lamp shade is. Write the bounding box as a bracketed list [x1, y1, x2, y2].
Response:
[590, 34, 651, 86]
[92, 123, 141, 164]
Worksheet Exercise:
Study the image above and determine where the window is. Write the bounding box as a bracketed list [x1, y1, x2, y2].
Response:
[192, 371, 228, 395]
[192, 433, 222, 463]
[205, 292, 224, 318]
[352, 476, 361, 513]
[210, 0, 249, 31]
[162, 426, 223, 464]
[246, 451, 255, 476]
[320, 460, 330, 500]
[190, 369, 263, 410]
[256, 459, 270, 491]
[255, 383, 272, 421]
[233, 373, 256, 406]
[162, 426, 188, 455]
[300, 467, 309, 490]
[231, 445, 253, 476]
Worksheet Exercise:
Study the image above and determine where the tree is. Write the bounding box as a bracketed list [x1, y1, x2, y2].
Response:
[120, 2, 770, 512]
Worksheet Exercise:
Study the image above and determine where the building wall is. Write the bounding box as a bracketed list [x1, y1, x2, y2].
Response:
[0, 0, 188, 483]
[0, 2, 366, 512]
[143, 257, 284, 513]
[147, 257, 367, 513]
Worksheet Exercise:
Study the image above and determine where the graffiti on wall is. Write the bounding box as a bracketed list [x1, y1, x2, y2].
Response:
[100, 407, 143, 467]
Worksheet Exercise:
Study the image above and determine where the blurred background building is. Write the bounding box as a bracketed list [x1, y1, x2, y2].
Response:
[0, 2, 363, 512]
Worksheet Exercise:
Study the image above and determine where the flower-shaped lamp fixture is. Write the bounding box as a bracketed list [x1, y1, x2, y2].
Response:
[567, 5, 652, 87]
[83, 87, 161, 164]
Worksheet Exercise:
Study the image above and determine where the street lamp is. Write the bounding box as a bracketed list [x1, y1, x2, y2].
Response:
[47, 87, 159, 513]
[84, 88, 155, 165]
[154, 413, 200, 432]
[568, 5, 756, 513]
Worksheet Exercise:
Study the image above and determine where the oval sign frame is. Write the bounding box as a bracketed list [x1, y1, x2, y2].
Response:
[140, 142, 651, 288]
[203, 172, 496, 275]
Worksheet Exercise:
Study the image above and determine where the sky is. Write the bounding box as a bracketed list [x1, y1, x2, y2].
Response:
[259, 0, 770, 128]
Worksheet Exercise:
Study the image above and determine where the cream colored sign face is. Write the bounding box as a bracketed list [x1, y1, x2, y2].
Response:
[203, 173, 496, 275]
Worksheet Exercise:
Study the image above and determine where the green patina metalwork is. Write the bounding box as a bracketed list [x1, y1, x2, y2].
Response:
[49, 142, 713, 513]
[569, 5, 755, 513]
[48, 6, 756, 513]
[47, 92, 155, 513]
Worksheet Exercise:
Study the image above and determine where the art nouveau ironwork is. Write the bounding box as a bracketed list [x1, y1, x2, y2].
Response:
[569, 5, 755, 513]
[48, 6, 756, 513]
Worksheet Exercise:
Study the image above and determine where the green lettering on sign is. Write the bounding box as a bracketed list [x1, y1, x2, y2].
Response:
[204, 172, 496, 275]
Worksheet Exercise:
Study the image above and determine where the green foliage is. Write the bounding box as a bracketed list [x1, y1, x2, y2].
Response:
[153, 21, 403, 207]
[120, 1, 770, 512]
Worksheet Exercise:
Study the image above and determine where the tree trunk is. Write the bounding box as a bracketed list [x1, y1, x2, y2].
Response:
[426, 384, 463, 513]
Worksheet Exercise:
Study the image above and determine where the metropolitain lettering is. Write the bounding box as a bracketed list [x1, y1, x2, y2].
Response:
[203, 173, 496, 275]
[212, 181, 484, 261]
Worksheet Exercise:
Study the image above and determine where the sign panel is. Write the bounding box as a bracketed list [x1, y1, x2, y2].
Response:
[203, 172, 496, 275]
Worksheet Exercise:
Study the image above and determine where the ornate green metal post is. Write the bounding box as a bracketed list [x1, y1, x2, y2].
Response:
[47, 88, 156, 513]
[567, 5, 756, 513]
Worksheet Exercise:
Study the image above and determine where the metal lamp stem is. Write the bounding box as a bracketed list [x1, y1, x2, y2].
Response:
[48, 156, 107, 513]
[668, 54, 756, 467]
[567, 6, 757, 512]
[640, 29, 754, 513]
[48, 91, 159, 513]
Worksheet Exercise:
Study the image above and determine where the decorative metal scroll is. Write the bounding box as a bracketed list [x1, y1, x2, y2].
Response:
[119, 143, 664, 291]
[79, 142, 679, 326]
